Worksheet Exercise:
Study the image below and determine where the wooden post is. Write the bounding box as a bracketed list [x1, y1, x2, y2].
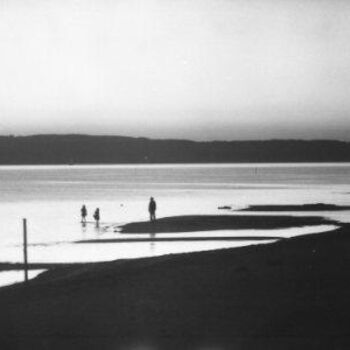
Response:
[23, 218, 28, 283]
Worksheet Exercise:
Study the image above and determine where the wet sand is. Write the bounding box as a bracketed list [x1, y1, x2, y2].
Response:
[0, 224, 349, 349]
[240, 203, 350, 212]
[119, 214, 334, 234]
[75, 236, 282, 244]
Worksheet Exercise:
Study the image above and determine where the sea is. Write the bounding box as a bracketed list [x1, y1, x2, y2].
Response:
[0, 163, 350, 286]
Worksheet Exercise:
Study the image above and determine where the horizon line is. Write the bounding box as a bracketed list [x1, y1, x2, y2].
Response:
[0, 133, 349, 144]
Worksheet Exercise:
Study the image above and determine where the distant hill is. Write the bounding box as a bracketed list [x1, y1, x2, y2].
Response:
[0, 134, 349, 164]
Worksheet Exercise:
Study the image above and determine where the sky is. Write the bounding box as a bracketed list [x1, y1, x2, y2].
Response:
[0, 0, 350, 141]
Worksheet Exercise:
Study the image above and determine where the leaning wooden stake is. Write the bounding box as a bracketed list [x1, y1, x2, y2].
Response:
[23, 218, 28, 283]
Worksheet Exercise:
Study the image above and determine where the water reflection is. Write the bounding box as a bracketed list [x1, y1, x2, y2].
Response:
[0, 224, 339, 287]
[149, 232, 156, 254]
[1, 225, 337, 264]
[0, 163, 348, 287]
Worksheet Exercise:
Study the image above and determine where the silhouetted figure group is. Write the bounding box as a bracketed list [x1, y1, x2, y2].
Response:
[80, 205, 100, 227]
[81, 198, 156, 228]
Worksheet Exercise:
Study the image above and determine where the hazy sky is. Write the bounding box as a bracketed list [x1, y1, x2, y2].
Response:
[0, 0, 350, 140]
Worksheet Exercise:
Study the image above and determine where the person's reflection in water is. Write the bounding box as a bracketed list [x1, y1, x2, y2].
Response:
[81, 221, 87, 236]
[150, 225, 156, 255]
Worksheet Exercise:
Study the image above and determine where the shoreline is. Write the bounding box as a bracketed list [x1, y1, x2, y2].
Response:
[0, 224, 348, 349]
[75, 236, 281, 244]
[0, 262, 93, 272]
[239, 203, 350, 212]
[0, 214, 337, 274]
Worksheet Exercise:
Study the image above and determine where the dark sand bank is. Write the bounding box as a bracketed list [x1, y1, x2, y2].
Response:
[0, 225, 349, 349]
[119, 215, 334, 234]
[240, 203, 350, 212]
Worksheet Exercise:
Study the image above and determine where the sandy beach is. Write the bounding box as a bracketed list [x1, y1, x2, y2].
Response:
[0, 217, 348, 349]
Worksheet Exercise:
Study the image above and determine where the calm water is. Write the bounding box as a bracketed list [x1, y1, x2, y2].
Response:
[0, 163, 349, 285]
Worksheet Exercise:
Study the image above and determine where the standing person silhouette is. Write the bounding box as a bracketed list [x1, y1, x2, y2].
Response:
[81, 205, 87, 224]
[93, 208, 100, 227]
[148, 197, 156, 222]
